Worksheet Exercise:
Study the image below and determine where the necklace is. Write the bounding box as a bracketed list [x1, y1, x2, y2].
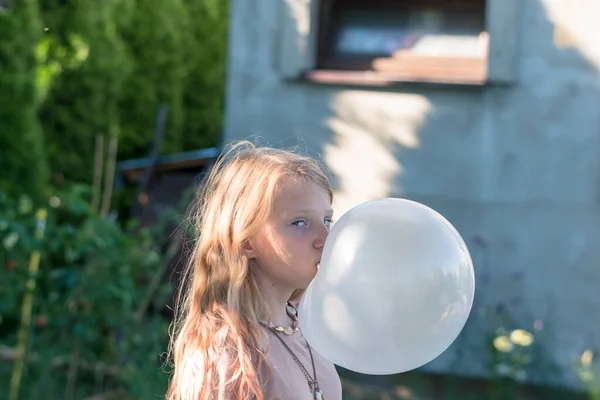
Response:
[269, 330, 325, 400]
[261, 303, 325, 400]
[259, 302, 299, 335]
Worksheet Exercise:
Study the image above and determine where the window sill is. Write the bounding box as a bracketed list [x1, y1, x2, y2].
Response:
[300, 69, 487, 88]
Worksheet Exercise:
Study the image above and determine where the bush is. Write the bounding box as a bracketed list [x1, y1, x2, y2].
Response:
[116, 0, 189, 160]
[0, 186, 176, 399]
[180, 0, 229, 151]
[1, 0, 229, 190]
[0, 0, 48, 197]
[39, 0, 132, 186]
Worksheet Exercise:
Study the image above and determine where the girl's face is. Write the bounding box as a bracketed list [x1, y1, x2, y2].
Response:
[247, 177, 333, 290]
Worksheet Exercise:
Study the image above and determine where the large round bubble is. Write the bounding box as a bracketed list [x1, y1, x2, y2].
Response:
[299, 198, 475, 375]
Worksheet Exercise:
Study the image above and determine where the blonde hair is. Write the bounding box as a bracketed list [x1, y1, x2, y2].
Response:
[166, 141, 332, 400]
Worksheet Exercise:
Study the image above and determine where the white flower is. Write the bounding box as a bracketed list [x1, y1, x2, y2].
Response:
[510, 329, 534, 347]
[581, 349, 594, 367]
[49, 196, 61, 208]
[493, 335, 514, 353]
[2, 232, 19, 250]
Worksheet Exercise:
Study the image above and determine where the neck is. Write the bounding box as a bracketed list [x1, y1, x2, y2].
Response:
[254, 275, 296, 327]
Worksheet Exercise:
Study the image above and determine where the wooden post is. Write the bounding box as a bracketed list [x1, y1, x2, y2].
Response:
[92, 134, 104, 213]
[100, 136, 118, 218]
[9, 209, 48, 400]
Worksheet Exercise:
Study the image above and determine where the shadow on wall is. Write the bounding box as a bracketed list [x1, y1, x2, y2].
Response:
[274, 0, 600, 391]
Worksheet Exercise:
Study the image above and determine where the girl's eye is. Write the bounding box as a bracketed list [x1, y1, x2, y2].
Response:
[324, 218, 333, 227]
[292, 220, 308, 227]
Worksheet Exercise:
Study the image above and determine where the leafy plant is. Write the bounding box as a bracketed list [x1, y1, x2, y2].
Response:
[0, 186, 176, 399]
[575, 349, 600, 400]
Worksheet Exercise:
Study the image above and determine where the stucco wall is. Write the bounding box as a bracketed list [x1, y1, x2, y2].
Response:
[223, 0, 600, 389]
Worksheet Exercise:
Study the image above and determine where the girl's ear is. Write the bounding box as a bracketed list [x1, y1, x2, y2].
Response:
[242, 239, 256, 259]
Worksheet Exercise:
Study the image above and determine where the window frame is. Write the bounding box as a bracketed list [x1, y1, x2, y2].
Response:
[277, 0, 521, 86]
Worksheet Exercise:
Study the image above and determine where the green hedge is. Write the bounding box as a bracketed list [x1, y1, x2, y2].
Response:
[1, 0, 228, 191]
[39, 0, 133, 185]
[0, 0, 48, 198]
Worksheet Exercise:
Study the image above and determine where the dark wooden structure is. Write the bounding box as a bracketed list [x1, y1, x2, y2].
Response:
[115, 147, 219, 317]
[115, 147, 219, 226]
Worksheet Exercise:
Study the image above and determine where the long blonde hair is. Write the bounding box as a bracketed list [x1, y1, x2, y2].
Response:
[166, 141, 333, 400]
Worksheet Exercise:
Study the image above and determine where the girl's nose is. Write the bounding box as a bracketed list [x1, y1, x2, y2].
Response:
[313, 223, 329, 250]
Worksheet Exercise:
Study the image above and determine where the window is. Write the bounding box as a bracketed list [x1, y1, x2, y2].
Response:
[308, 0, 489, 85]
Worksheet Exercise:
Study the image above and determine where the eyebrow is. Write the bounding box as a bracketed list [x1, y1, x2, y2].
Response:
[295, 208, 334, 215]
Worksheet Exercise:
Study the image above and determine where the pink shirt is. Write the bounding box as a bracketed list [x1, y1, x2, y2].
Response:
[260, 330, 342, 400]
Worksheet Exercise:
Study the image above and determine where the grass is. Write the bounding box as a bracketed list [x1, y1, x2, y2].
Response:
[339, 370, 588, 400]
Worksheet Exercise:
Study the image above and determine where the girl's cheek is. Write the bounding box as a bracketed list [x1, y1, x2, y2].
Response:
[290, 227, 310, 239]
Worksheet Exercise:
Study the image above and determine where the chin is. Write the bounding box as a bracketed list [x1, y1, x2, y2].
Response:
[293, 265, 318, 290]
[300, 272, 317, 289]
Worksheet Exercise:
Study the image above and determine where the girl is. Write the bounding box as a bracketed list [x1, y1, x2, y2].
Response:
[166, 141, 343, 400]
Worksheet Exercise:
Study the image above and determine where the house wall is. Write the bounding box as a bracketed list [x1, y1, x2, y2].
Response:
[223, 0, 600, 389]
